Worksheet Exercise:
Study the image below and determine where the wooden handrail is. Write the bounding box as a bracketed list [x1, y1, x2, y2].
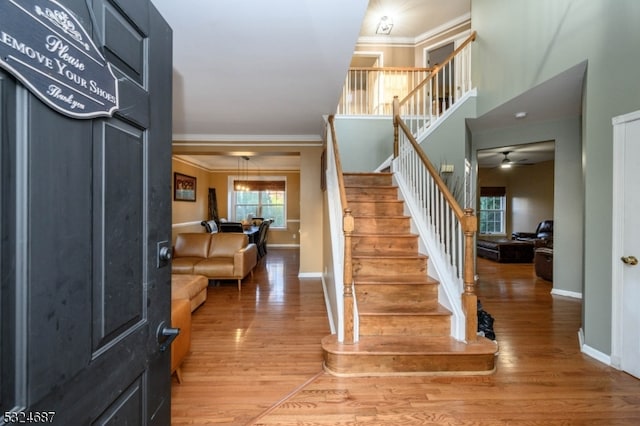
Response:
[393, 99, 465, 220]
[328, 116, 347, 213]
[328, 115, 355, 344]
[399, 31, 477, 107]
[393, 95, 479, 343]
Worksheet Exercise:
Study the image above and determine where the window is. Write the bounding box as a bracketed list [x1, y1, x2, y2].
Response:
[230, 177, 286, 228]
[479, 187, 506, 235]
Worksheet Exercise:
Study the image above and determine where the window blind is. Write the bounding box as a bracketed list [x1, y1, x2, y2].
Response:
[480, 186, 506, 197]
[233, 180, 285, 191]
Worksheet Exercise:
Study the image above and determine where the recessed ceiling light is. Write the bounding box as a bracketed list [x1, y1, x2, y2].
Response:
[515, 111, 527, 119]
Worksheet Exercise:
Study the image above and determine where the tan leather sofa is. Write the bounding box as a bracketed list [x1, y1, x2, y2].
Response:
[171, 298, 191, 383]
[172, 232, 258, 291]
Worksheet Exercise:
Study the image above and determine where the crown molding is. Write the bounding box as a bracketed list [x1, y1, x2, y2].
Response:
[357, 13, 471, 46]
[172, 133, 323, 143]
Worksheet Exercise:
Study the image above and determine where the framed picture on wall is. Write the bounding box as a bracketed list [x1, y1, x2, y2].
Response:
[174, 172, 196, 201]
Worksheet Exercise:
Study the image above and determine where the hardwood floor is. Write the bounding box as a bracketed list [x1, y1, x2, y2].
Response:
[171, 249, 640, 425]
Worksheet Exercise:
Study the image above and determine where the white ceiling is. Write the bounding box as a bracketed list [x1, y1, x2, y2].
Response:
[150, 0, 471, 142]
[150, 0, 581, 171]
[477, 141, 556, 169]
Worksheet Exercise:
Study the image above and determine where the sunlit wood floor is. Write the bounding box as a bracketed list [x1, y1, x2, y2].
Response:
[171, 248, 640, 425]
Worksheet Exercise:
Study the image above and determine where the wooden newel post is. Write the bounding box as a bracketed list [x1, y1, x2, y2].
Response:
[462, 208, 478, 343]
[393, 96, 400, 158]
[343, 208, 355, 344]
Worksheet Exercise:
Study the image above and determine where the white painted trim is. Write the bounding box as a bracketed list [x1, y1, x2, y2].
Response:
[610, 110, 640, 368]
[550, 288, 582, 299]
[172, 134, 323, 143]
[579, 329, 612, 366]
[357, 14, 470, 47]
[321, 276, 336, 334]
[352, 50, 384, 67]
[612, 110, 640, 125]
[299, 272, 322, 278]
[172, 220, 203, 228]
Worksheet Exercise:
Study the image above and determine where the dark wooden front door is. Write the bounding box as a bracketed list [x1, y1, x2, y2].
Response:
[0, 0, 173, 424]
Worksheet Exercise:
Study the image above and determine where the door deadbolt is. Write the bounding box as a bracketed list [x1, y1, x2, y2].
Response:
[157, 241, 172, 268]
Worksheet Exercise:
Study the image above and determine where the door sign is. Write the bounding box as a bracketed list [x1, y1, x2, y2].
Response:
[0, 0, 119, 119]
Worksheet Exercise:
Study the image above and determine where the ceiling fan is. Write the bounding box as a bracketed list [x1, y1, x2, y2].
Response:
[500, 151, 513, 169]
[499, 151, 533, 169]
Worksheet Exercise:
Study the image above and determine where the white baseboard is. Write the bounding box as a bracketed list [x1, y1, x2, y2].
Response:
[551, 288, 582, 299]
[578, 328, 611, 366]
[298, 272, 322, 278]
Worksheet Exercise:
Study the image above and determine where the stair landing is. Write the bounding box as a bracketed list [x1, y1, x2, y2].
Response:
[322, 335, 497, 376]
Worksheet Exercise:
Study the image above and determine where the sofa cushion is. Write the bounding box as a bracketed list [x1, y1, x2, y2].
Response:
[208, 233, 249, 258]
[174, 233, 211, 258]
[193, 258, 235, 277]
[171, 257, 202, 274]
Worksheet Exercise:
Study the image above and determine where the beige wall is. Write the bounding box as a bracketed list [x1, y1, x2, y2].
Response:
[353, 44, 415, 67]
[208, 170, 301, 247]
[355, 21, 472, 68]
[477, 160, 554, 238]
[172, 159, 210, 242]
[171, 158, 302, 247]
[298, 147, 324, 274]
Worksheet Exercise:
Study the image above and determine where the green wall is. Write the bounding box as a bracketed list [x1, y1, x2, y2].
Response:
[420, 95, 477, 207]
[471, 0, 640, 354]
[473, 117, 583, 296]
[334, 117, 394, 172]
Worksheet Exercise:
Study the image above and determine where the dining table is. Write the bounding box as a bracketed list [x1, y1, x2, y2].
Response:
[243, 225, 260, 245]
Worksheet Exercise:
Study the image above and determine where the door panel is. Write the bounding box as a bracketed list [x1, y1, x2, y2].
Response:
[621, 117, 640, 378]
[93, 119, 145, 351]
[95, 0, 146, 86]
[612, 111, 640, 380]
[0, 0, 172, 424]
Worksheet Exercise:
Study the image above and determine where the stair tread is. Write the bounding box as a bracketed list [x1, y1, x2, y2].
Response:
[344, 172, 393, 176]
[346, 185, 396, 189]
[359, 305, 451, 316]
[350, 199, 404, 203]
[353, 275, 440, 286]
[352, 233, 418, 238]
[353, 254, 428, 260]
[322, 334, 498, 356]
[354, 274, 438, 284]
[353, 215, 409, 219]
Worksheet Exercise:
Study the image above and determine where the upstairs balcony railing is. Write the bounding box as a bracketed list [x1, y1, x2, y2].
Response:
[337, 67, 432, 116]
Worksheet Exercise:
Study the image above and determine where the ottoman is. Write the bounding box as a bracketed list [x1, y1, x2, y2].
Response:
[534, 247, 553, 281]
[476, 239, 534, 263]
[171, 274, 208, 312]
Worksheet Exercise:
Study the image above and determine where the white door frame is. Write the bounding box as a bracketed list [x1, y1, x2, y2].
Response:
[610, 109, 640, 370]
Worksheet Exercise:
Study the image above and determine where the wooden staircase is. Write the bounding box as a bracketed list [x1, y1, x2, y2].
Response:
[322, 172, 498, 376]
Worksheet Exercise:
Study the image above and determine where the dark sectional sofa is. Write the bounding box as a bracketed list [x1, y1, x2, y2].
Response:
[476, 238, 534, 263]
